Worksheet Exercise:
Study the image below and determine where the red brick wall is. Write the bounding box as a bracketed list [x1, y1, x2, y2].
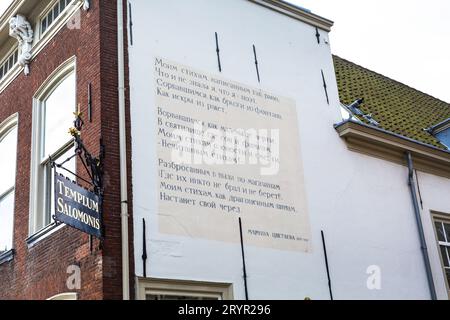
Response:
[98, 0, 134, 300]
[0, 0, 133, 300]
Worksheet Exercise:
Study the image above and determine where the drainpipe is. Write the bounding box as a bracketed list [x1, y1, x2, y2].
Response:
[117, 0, 130, 300]
[406, 152, 437, 300]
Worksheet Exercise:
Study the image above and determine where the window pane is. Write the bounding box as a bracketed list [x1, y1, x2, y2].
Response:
[41, 0, 75, 35]
[53, 6, 60, 20]
[41, 17, 47, 34]
[444, 223, 450, 243]
[435, 222, 446, 242]
[0, 126, 18, 195]
[0, 190, 14, 252]
[48, 10, 53, 24]
[43, 73, 76, 158]
[440, 246, 449, 268]
[446, 269, 450, 289]
[60, 0, 66, 12]
[436, 129, 450, 149]
[49, 146, 76, 221]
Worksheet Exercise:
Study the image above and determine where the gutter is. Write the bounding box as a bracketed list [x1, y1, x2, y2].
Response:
[405, 152, 437, 300]
[335, 119, 450, 156]
[335, 120, 442, 299]
[117, 0, 130, 300]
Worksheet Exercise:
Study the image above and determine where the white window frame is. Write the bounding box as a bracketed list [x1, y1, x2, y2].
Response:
[29, 56, 77, 237]
[0, 113, 19, 258]
[38, 0, 77, 37]
[0, 43, 21, 94]
[137, 278, 234, 300]
[0, 45, 19, 82]
[432, 213, 450, 298]
[47, 292, 78, 300]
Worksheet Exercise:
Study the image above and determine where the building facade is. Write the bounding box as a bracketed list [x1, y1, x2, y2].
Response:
[0, 0, 449, 300]
[0, 0, 133, 300]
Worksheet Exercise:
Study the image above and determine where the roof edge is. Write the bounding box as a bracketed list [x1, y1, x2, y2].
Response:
[335, 120, 450, 179]
[333, 55, 450, 106]
[249, 0, 334, 32]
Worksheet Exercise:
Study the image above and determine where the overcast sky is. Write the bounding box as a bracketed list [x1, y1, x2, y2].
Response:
[288, 0, 450, 103]
[1, 0, 449, 102]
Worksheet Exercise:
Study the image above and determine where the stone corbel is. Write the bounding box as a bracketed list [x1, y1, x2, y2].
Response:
[9, 14, 34, 76]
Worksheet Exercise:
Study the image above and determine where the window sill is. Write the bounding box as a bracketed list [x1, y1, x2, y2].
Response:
[26, 222, 65, 248]
[0, 249, 15, 265]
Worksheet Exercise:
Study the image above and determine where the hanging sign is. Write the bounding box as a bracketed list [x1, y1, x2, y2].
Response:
[54, 172, 103, 238]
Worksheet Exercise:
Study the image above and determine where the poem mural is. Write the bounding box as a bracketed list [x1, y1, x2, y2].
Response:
[154, 57, 311, 252]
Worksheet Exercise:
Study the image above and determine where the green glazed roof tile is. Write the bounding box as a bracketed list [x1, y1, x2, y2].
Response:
[333, 55, 450, 149]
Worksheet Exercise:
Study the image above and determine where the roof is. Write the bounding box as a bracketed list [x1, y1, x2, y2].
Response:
[333, 55, 450, 150]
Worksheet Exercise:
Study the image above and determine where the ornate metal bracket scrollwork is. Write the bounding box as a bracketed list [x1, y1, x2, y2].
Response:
[68, 110, 104, 195]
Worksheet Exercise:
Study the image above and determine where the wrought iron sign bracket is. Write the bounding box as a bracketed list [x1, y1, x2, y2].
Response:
[50, 111, 105, 248]
[68, 111, 105, 196]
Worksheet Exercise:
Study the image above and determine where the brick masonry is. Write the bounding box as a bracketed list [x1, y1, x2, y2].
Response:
[0, 1, 134, 300]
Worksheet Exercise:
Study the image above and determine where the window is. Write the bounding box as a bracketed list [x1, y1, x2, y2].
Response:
[30, 58, 77, 235]
[137, 278, 233, 301]
[436, 129, 450, 150]
[40, 0, 75, 35]
[427, 118, 450, 150]
[0, 48, 18, 82]
[0, 114, 18, 255]
[433, 217, 450, 295]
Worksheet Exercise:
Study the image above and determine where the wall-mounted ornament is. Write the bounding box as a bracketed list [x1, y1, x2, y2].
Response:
[83, 0, 90, 11]
[9, 15, 34, 76]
